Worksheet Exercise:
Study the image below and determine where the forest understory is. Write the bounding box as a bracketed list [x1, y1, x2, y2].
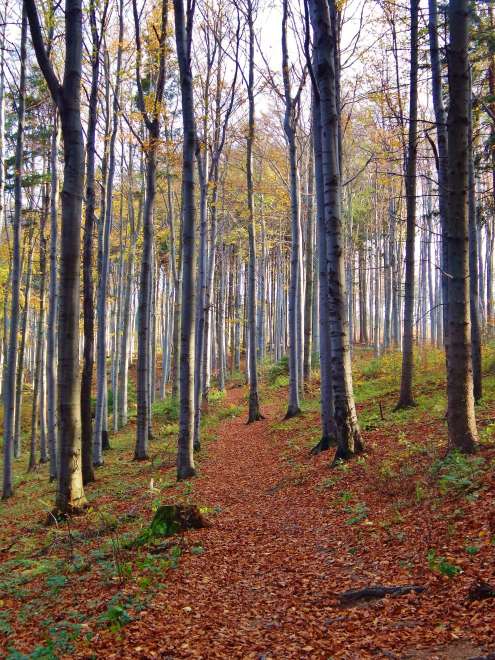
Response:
[0, 348, 494, 659]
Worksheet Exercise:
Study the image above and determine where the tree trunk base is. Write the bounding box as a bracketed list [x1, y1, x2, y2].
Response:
[394, 399, 417, 412]
[193, 441, 201, 452]
[47, 501, 88, 524]
[133, 453, 149, 462]
[310, 435, 337, 455]
[102, 431, 111, 450]
[83, 471, 95, 486]
[331, 441, 364, 465]
[177, 465, 196, 481]
[247, 390, 264, 424]
[284, 405, 301, 420]
[247, 412, 265, 424]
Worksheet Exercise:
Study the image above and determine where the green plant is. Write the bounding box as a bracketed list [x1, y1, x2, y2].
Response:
[431, 450, 485, 495]
[100, 601, 132, 632]
[427, 549, 462, 577]
[266, 356, 289, 385]
[345, 502, 368, 525]
[0, 610, 12, 635]
[208, 388, 226, 403]
[45, 574, 68, 595]
[339, 490, 353, 504]
[465, 545, 480, 556]
[216, 404, 242, 420]
[361, 358, 383, 380]
[151, 396, 179, 422]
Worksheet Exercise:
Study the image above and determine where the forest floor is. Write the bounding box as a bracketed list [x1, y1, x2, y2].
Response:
[1, 348, 495, 659]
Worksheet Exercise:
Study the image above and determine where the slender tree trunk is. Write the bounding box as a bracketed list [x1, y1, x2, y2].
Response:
[311, 91, 336, 454]
[309, 0, 362, 460]
[282, 0, 301, 418]
[174, 0, 197, 479]
[94, 3, 123, 464]
[428, 0, 449, 345]
[246, 0, 263, 423]
[468, 71, 482, 402]
[29, 201, 48, 471]
[81, 0, 104, 484]
[396, 0, 419, 410]
[445, 0, 477, 453]
[303, 154, 314, 386]
[2, 8, 27, 499]
[46, 118, 59, 482]
[14, 223, 35, 458]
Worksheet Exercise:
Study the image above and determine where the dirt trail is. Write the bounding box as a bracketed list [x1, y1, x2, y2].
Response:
[83, 386, 494, 659]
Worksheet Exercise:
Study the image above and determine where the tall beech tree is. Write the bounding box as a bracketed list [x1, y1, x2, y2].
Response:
[2, 7, 27, 499]
[81, 0, 108, 484]
[244, 0, 263, 423]
[282, 0, 304, 419]
[396, 0, 419, 410]
[25, 0, 87, 513]
[132, 0, 168, 461]
[445, 0, 478, 452]
[309, 0, 362, 460]
[174, 0, 197, 479]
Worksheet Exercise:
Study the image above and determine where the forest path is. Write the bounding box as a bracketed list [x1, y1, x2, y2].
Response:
[106, 386, 353, 658]
[86, 385, 493, 659]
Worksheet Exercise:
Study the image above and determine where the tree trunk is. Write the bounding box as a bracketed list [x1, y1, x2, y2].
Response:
[396, 0, 419, 410]
[246, 0, 263, 423]
[2, 7, 27, 499]
[174, 0, 197, 479]
[309, 0, 362, 460]
[14, 222, 35, 459]
[445, 0, 478, 453]
[303, 153, 314, 386]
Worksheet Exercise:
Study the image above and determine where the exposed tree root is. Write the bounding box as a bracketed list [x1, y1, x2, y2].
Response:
[337, 584, 424, 606]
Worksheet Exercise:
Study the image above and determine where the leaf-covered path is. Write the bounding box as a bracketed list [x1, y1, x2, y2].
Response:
[82, 385, 495, 659]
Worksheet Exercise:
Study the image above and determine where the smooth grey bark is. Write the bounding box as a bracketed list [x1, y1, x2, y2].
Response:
[174, 0, 197, 480]
[396, 0, 419, 410]
[26, 0, 88, 513]
[428, 0, 449, 344]
[81, 0, 107, 484]
[14, 222, 35, 459]
[309, 0, 362, 460]
[2, 8, 27, 498]
[217, 245, 227, 391]
[132, 0, 168, 461]
[46, 117, 59, 482]
[94, 0, 123, 465]
[29, 201, 48, 471]
[233, 248, 242, 371]
[445, 0, 477, 452]
[303, 153, 314, 385]
[169, 180, 181, 400]
[282, 0, 302, 419]
[311, 90, 335, 454]
[113, 173, 125, 431]
[245, 0, 263, 423]
[468, 70, 482, 402]
[118, 148, 140, 427]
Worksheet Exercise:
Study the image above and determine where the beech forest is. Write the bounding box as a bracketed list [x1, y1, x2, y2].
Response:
[0, 0, 494, 657]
